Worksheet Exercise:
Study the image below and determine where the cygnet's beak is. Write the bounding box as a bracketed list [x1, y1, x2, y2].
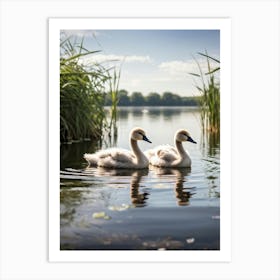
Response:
[187, 136, 197, 144]
[143, 135, 152, 143]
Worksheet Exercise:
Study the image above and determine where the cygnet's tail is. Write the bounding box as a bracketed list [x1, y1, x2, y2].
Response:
[83, 153, 97, 166]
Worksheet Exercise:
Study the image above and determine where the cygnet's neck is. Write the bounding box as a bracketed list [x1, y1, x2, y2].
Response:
[175, 139, 188, 158]
[130, 139, 145, 163]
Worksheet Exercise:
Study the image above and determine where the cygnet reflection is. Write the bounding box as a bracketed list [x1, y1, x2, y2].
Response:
[129, 169, 150, 207]
[149, 166, 195, 206]
[84, 167, 149, 207]
[84, 166, 148, 177]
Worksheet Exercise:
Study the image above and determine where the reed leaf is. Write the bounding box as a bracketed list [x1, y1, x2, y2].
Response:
[189, 51, 220, 133]
[205, 67, 220, 75]
[189, 72, 201, 78]
[197, 52, 220, 63]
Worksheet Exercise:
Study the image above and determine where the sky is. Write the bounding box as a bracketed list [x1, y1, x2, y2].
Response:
[61, 29, 220, 97]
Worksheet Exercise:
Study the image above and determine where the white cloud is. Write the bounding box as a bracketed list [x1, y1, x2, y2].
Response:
[124, 55, 152, 63]
[80, 53, 152, 65]
[60, 30, 100, 38]
[158, 59, 219, 77]
[159, 60, 193, 75]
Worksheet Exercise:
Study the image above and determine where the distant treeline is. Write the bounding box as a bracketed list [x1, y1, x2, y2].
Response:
[105, 90, 200, 106]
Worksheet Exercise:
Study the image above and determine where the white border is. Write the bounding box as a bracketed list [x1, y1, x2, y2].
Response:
[49, 18, 231, 262]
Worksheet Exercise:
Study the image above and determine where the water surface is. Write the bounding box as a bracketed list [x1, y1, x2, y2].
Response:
[60, 107, 220, 250]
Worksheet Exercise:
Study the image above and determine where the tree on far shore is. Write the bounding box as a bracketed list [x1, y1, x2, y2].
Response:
[104, 89, 200, 106]
[146, 92, 161, 106]
[130, 91, 146, 106]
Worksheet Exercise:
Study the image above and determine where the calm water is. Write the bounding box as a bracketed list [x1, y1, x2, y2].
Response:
[60, 107, 220, 250]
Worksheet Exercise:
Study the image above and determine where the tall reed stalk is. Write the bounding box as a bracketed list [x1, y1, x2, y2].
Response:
[189, 51, 220, 133]
[108, 68, 121, 137]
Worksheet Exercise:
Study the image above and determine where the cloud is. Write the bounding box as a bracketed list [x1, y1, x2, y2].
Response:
[80, 54, 152, 65]
[124, 55, 152, 63]
[159, 60, 193, 75]
[60, 30, 100, 38]
[158, 59, 219, 77]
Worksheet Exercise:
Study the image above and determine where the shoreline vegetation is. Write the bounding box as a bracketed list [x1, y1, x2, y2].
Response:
[60, 35, 219, 144]
[104, 90, 200, 107]
[189, 52, 220, 133]
[60, 35, 120, 143]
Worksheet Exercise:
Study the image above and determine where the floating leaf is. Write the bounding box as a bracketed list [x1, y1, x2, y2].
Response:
[186, 237, 195, 244]
[93, 212, 105, 218]
[212, 215, 220, 220]
[108, 204, 133, 211]
[92, 212, 111, 220]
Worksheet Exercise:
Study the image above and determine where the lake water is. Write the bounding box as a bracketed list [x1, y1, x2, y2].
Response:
[60, 107, 220, 250]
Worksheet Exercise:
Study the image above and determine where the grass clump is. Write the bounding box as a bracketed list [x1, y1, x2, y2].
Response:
[189, 51, 220, 133]
[60, 35, 114, 143]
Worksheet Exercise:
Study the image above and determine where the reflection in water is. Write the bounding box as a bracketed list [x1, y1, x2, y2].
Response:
[84, 166, 148, 177]
[208, 131, 220, 154]
[60, 190, 77, 226]
[117, 109, 129, 119]
[150, 166, 195, 206]
[62, 165, 197, 209]
[60, 141, 101, 169]
[129, 170, 149, 207]
[161, 108, 182, 119]
[201, 130, 220, 157]
[115, 106, 190, 121]
[131, 109, 144, 117]
[84, 167, 149, 207]
[201, 130, 220, 198]
[173, 169, 195, 206]
[60, 181, 92, 226]
[89, 166, 197, 207]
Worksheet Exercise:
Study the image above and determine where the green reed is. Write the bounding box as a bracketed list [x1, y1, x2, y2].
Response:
[60, 36, 114, 143]
[189, 51, 220, 133]
[107, 67, 121, 138]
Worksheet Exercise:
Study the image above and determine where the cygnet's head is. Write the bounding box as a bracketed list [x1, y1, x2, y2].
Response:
[130, 127, 152, 143]
[175, 129, 197, 144]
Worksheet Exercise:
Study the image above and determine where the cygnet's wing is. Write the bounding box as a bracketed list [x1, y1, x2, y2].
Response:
[100, 148, 137, 168]
[96, 148, 134, 162]
[84, 148, 134, 167]
[155, 145, 178, 161]
[148, 145, 178, 167]
[145, 145, 177, 160]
